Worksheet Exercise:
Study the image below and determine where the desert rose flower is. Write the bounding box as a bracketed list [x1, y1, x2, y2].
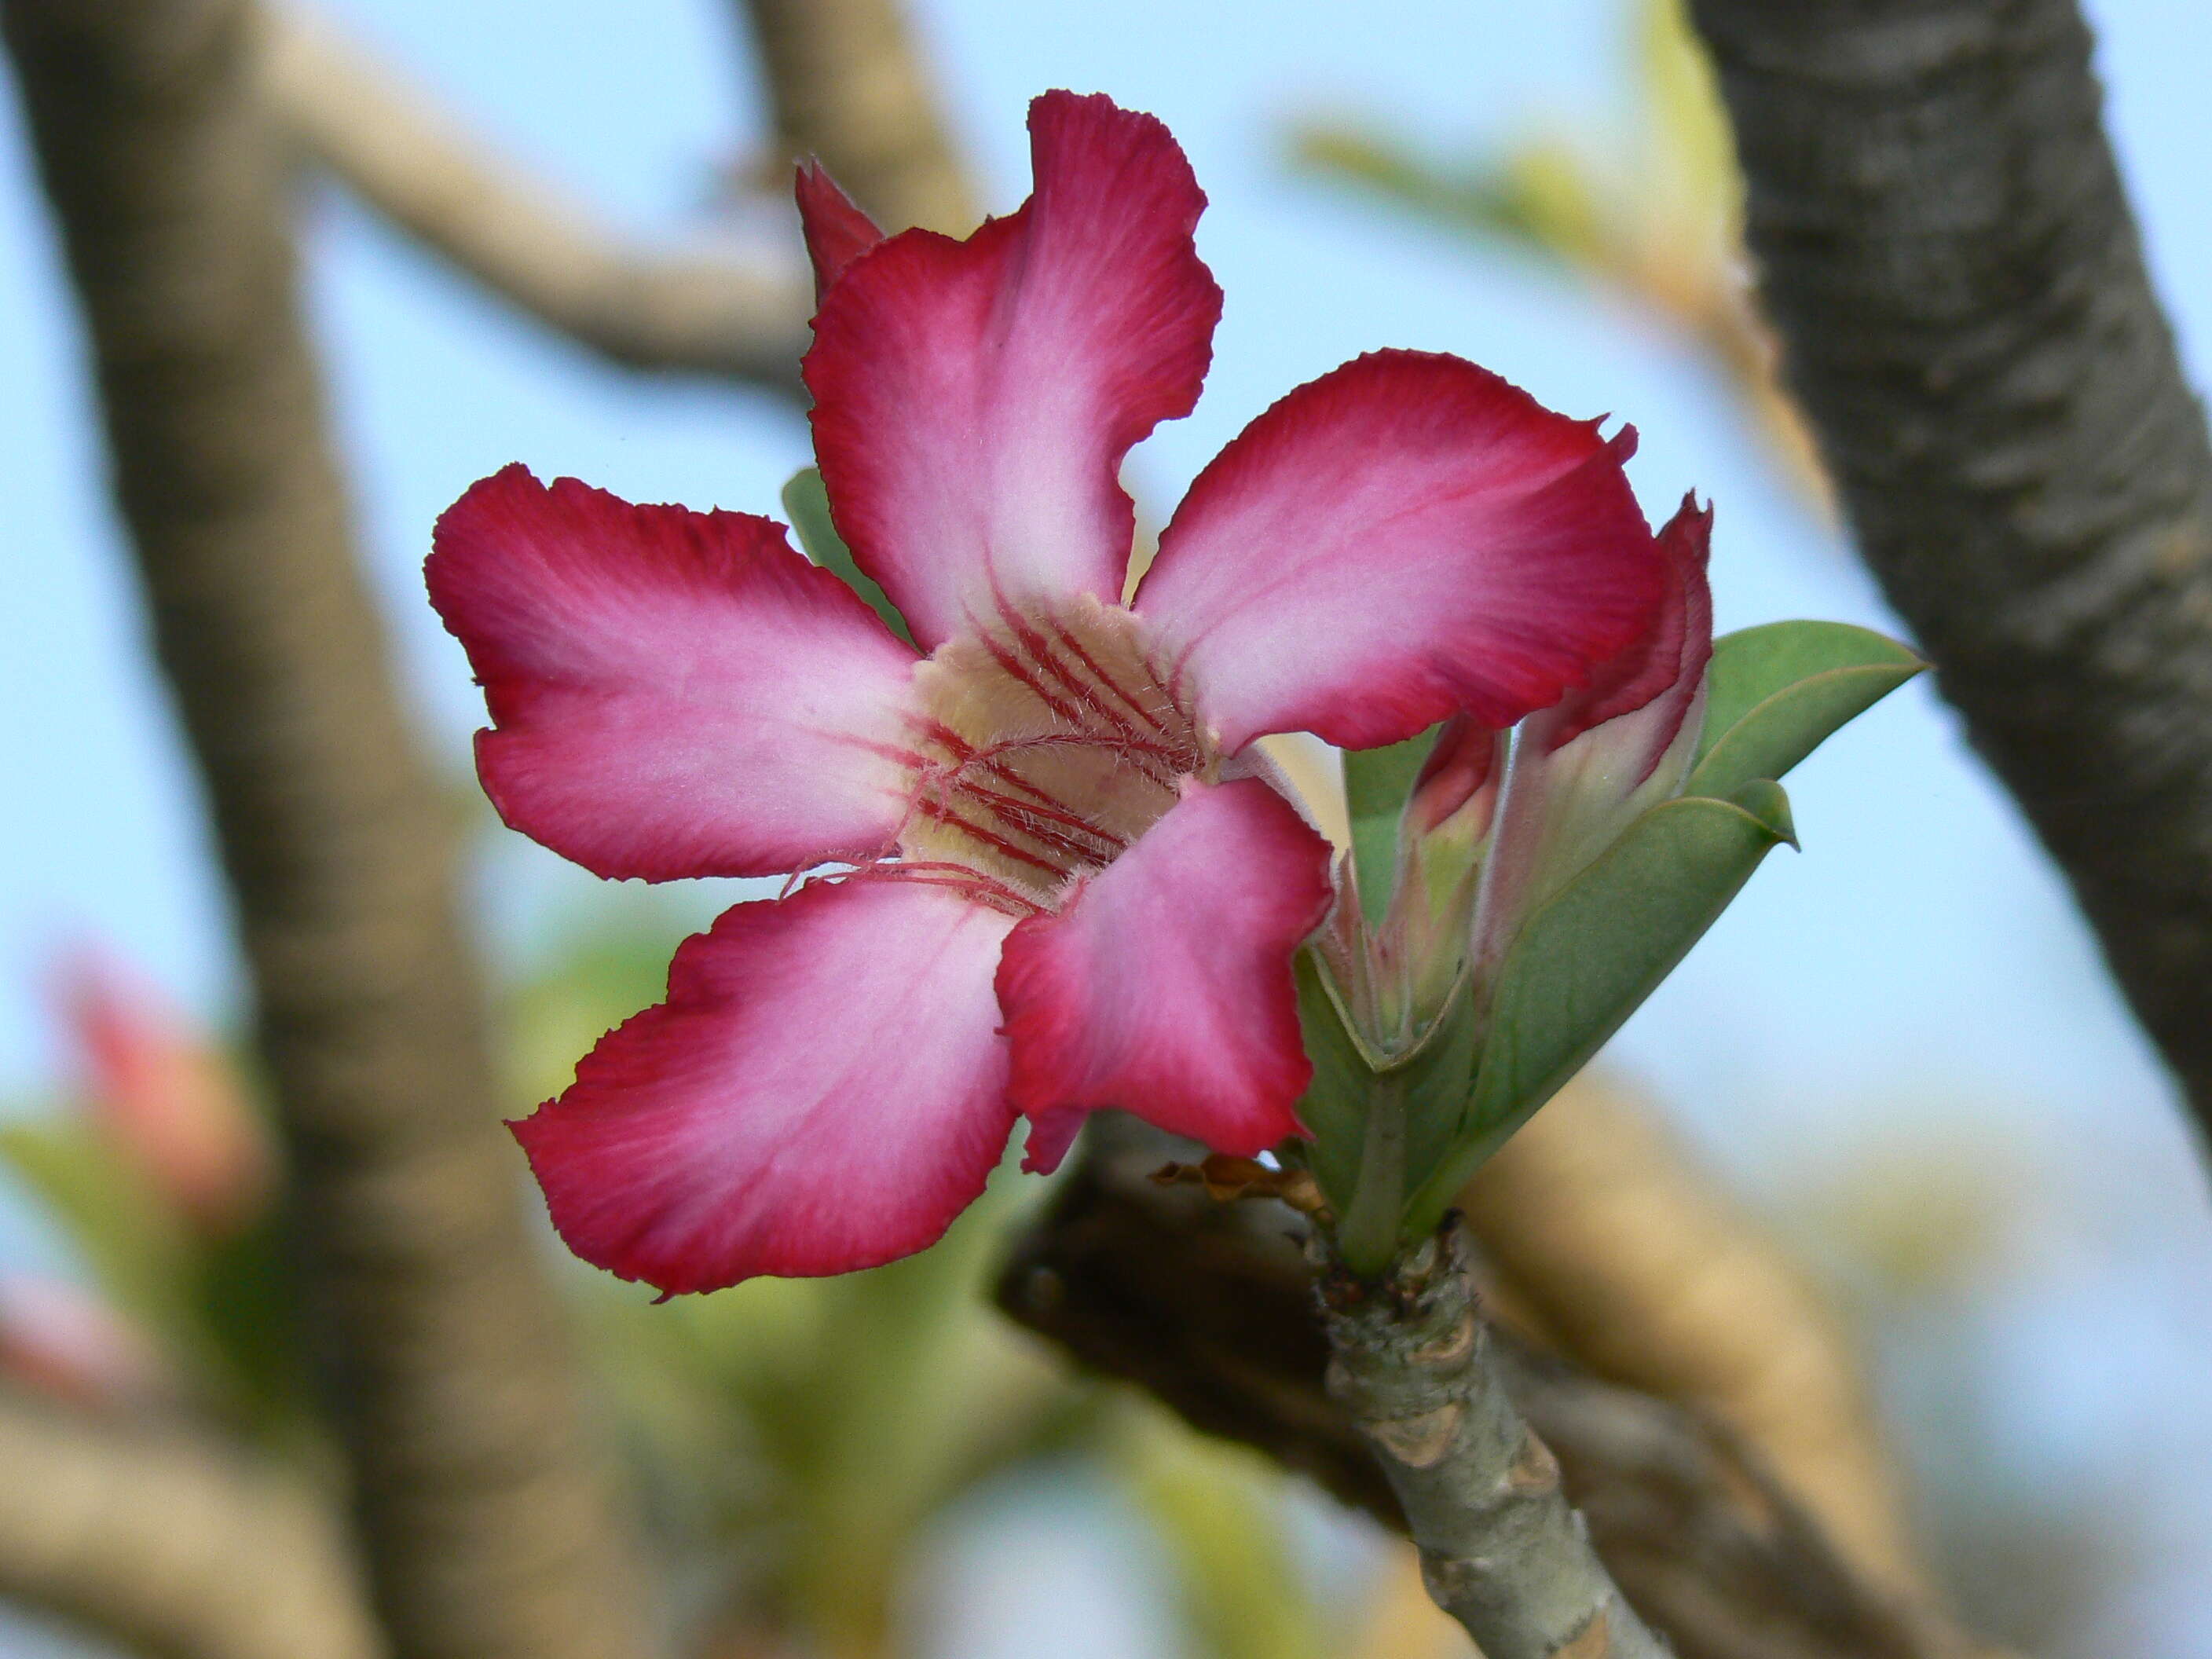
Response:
[428, 91, 1663, 1294]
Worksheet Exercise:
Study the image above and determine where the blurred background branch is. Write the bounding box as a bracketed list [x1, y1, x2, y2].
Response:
[1291, 0, 1829, 508]
[257, 2, 812, 390]
[1465, 1075, 1923, 1595]
[0, 2, 655, 1657]
[1683, 0, 2212, 1152]
[734, 0, 975, 234]
[0, 1388, 379, 1659]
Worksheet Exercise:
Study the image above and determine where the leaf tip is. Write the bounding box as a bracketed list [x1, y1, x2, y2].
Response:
[1726, 778, 1796, 848]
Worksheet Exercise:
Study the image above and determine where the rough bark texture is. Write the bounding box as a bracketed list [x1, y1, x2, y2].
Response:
[0, 1390, 383, 1659]
[1684, 0, 2212, 1137]
[0, 5, 654, 1658]
[737, 0, 975, 233]
[1319, 1228, 1669, 1659]
[998, 1126, 1984, 1659]
[258, 3, 811, 391]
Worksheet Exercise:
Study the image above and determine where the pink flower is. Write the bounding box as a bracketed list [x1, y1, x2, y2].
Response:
[0, 1275, 174, 1412]
[428, 91, 1662, 1293]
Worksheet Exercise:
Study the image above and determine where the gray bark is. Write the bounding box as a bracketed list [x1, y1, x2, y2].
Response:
[1320, 1228, 1669, 1659]
[1684, 0, 2212, 1141]
[0, 3, 656, 1657]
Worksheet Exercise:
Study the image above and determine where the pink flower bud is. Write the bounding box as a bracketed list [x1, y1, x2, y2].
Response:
[57, 947, 273, 1238]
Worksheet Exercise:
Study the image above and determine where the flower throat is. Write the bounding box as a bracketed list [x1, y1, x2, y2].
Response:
[888, 595, 1212, 910]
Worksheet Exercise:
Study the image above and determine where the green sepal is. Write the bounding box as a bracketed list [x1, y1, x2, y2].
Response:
[1342, 725, 1441, 930]
[1687, 621, 1924, 800]
[782, 466, 914, 647]
[1290, 952, 1372, 1215]
[1293, 950, 1479, 1274]
[1401, 779, 1796, 1237]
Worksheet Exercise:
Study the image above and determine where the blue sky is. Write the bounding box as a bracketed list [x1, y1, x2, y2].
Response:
[7, 0, 2204, 1130]
[3, 0, 2211, 1648]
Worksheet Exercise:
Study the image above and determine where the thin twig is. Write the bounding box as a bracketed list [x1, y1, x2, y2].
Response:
[0, 1390, 380, 1659]
[0, 2, 656, 1656]
[257, 1, 811, 390]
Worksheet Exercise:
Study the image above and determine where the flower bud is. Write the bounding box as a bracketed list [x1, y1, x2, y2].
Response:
[1471, 496, 1714, 977]
[57, 947, 272, 1238]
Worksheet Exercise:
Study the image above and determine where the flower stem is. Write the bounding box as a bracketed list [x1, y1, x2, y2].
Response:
[1317, 1225, 1668, 1659]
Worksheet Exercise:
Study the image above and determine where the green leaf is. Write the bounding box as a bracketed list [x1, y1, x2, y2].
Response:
[1687, 621, 1924, 800]
[0, 1121, 260, 1408]
[782, 466, 914, 647]
[1402, 781, 1795, 1236]
[192, 1215, 312, 1430]
[1396, 983, 1481, 1203]
[1343, 725, 1441, 929]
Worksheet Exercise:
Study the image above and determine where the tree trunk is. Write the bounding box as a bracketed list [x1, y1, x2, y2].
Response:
[0, 4, 656, 1657]
[1685, 0, 2212, 1147]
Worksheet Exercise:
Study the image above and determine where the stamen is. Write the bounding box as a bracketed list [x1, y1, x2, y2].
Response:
[906, 718, 1184, 786]
[899, 731, 1132, 866]
[967, 798, 1123, 867]
[972, 624, 1095, 734]
[962, 780, 1130, 853]
[998, 602, 1156, 754]
[995, 597, 1194, 774]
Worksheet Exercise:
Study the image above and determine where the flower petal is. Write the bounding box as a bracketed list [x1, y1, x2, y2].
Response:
[429, 465, 917, 881]
[996, 777, 1333, 1170]
[1016, 1107, 1089, 1177]
[1408, 716, 1506, 839]
[804, 90, 1222, 650]
[795, 160, 884, 296]
[1135, 350, 1664, 753]
[512, 877, 1019, 1292]
[1540, 492, 1714, 762]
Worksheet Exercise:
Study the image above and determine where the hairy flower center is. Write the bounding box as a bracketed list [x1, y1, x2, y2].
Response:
[894, 595, 1210, 910]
